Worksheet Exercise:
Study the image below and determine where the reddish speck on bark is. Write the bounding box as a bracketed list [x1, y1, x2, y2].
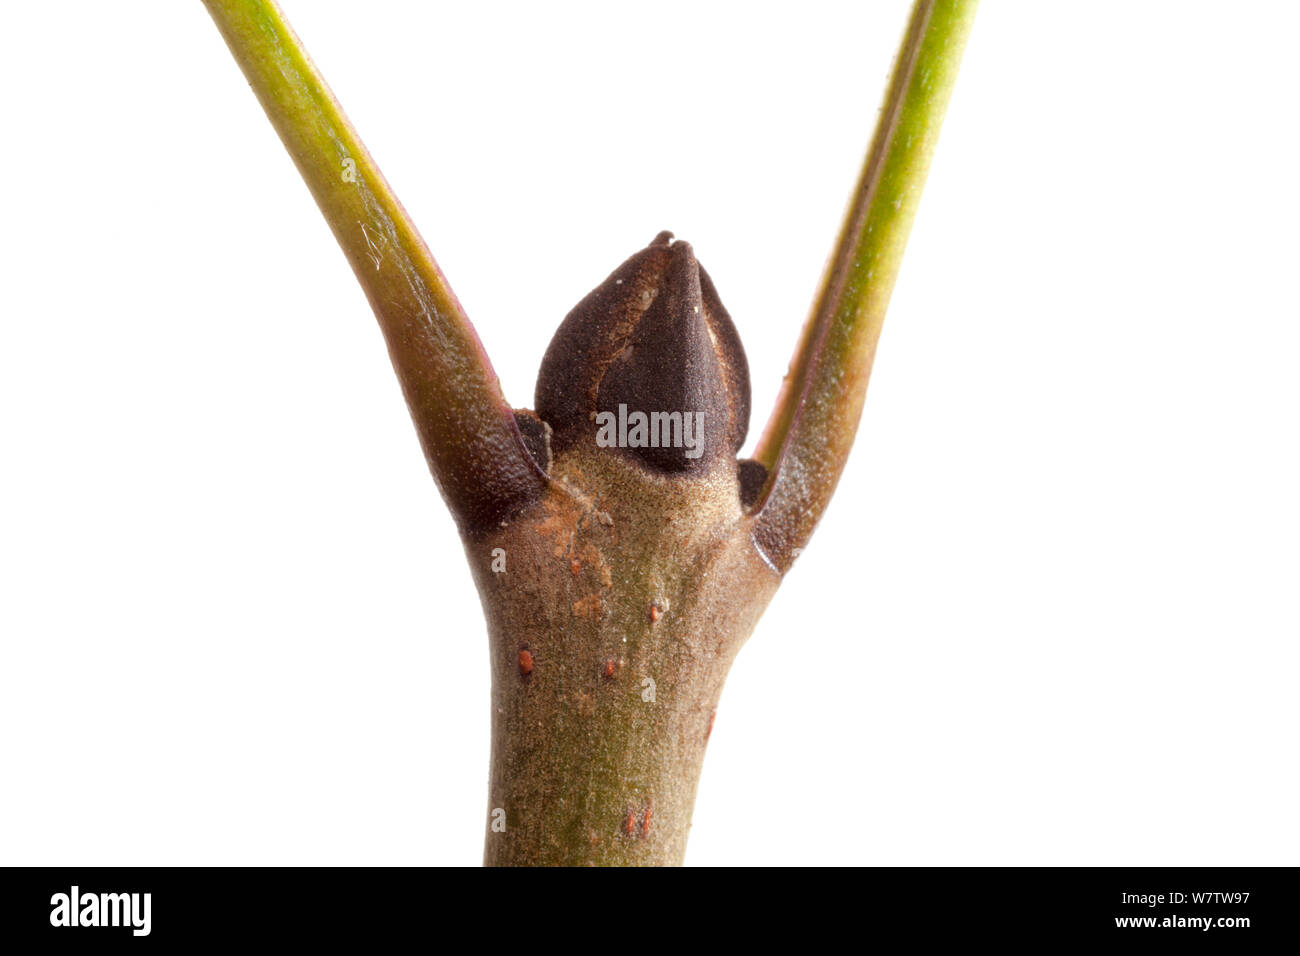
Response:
[649, 603, 662, 623]
[569, 558, 581, 576]
[706, 710, 717, 740]
[641, 806, 652, 837]
[624, 811, 636, 835]
[603, 658, 617, 679]
[517, 649, 534, 677]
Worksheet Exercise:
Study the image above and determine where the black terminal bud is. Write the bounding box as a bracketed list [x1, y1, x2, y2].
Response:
[535, 232, 750, 474]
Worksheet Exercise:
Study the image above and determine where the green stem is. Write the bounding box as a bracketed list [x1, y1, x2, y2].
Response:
[468, 447, 781, 866]
[201, 0, 546, 530]
[751, 0, 978, 571]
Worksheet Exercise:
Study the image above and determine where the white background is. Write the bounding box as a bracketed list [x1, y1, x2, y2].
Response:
[2, 2, 1297, 866]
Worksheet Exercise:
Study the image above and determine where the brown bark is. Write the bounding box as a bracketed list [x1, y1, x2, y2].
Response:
[467, 443, 779, 866]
